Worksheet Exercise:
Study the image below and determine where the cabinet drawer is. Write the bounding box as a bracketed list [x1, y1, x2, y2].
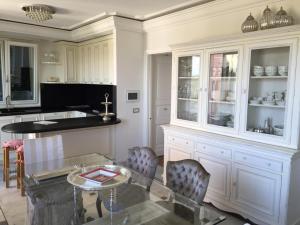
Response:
[196, 143, 231, 159]
[234, 152, 283, 173]
[167, 135, 194, 149]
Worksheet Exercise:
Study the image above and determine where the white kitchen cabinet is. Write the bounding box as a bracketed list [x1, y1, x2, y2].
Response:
[170, 30, 300, 148]
[0, 116, 19, 143]
[76, 38, 114, 84]
[231, 163, 281, 224]
[162, 125, 300, 225]
[240, 38, 298, 147]
[65, 46, 77, 83]
[40, 112, 67, 120]
[172, 50, 203, 129]
[195, 152, 231, 201]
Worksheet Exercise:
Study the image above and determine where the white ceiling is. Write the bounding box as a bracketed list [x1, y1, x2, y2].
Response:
[0, 0, 213, 30]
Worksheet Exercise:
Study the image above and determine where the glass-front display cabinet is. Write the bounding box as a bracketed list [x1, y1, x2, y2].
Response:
[205, 50, 239, 131]
[242, 39, 297, 144]
[175, 54, 201, 123]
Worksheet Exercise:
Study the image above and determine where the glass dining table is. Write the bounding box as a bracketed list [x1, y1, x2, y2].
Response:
[24, 153, 226, 225]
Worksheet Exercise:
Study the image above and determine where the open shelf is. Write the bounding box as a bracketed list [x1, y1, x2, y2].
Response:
[209, 100, 235, 105]
[178, 98, 198, 102]
[249, 103, 285, 109]
[178, 76, 200, 79]
[210, 76, 236, 80]
[250, 76, 287, 79]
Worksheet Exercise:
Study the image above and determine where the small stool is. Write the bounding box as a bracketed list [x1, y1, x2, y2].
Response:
[2, 139, 23, 188]
[16, 145, 25, 196]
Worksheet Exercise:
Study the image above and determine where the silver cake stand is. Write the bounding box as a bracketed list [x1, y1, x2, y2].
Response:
[100, 93, 115, 121]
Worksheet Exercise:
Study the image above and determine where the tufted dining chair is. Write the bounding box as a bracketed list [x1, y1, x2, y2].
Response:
[96, 146, 159, 217]
[166, 159, 210, 205]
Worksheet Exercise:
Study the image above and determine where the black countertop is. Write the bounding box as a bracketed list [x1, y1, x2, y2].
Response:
[0, 106, 99, 117]
[2, 117, 121, 134]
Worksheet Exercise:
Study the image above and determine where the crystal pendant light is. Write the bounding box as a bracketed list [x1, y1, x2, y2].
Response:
[22, 4, 55, 22]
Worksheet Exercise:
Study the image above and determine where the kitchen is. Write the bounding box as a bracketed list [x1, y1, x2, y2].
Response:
[0, 1, 300, 225]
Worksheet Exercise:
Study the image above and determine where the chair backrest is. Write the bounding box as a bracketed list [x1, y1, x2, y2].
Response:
[23, 135, 64, 165]
[166, 159, 210, 204]
[127, 146, 158, 190]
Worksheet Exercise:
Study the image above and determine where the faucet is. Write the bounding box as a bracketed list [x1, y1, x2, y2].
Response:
[5, 95, 11, 111]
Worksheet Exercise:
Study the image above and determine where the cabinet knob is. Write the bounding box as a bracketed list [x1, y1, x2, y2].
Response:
[203, 146, 206, 149]
[204, 88, 208, 92]
[186, 141, 189, 144]
[242, 156, 247, 160]
[267, 163, 272, 167]
[163, 108, 168, 111]
[220, 151, 224, 154]
[233, 182, 237, 186]
[243, 89, 247, 94]
[172, 138, 175, 141]
[199, 88, 203, 92]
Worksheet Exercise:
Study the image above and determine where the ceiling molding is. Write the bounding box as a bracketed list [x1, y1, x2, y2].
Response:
[143, 0, 286, 31]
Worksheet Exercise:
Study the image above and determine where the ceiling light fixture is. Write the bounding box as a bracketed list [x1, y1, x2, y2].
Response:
[22, 4, 55, 22]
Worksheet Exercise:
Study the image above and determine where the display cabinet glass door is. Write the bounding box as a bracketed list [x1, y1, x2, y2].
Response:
[177, 55, 201, 122]
[207, 52, 238, 128]
[246, 46, 289, 137]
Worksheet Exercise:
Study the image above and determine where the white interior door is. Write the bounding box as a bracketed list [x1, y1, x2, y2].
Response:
[151, 54, 172, 156]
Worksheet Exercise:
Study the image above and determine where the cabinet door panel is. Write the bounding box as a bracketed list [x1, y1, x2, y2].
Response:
[168, 147, 191, 161]
[196, 153, 231, 200]
[65, 47, 77, 82]
[231, 163, 281, 223]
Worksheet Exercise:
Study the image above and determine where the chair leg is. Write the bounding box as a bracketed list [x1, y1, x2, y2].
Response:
[2, 148, 6, 182]
[96, 195, 103, 218]
[4, 148, 10, 188]
[16, 153, 20, 189]
[20, 162, 25, 196]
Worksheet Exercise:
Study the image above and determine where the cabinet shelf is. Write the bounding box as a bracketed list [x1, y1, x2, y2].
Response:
[249, 103, 285, 109]
[209, 100, 235, 105]
[178, 98, 198, 102]
[178, 76, 199, 79]
[210, 76, 236, 80]
[250, 76, 287, 79]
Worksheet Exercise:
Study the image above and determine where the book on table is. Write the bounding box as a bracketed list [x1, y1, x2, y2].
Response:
[79, 167, 120, 184]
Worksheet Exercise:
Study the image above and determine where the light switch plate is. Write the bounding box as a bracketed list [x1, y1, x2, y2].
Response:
[133, 108, 140, 113]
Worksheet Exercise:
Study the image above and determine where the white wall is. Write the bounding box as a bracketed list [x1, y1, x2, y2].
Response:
[114, 26, 145, 161]
[144, 0, 300, 53]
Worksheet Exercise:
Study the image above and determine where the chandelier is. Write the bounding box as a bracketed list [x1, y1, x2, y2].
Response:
[22, 4, 55, 22]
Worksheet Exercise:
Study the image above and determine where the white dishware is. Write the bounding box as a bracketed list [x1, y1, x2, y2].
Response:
[276, 100, 285, 106]
[274, 125, 284, 136]
[249, 100, 259, 104]
[253, 66, 264, 76]
[278, 65, 288, 76]
[265, 65, 277, 76]
[262, 100, 275, 106]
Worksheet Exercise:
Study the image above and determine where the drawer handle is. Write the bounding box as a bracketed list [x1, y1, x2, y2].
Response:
[242, 156, 247, 160]
[163, 108, 168, 111]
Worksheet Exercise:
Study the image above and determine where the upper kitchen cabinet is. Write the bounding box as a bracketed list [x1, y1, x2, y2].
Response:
[203, 46, 243, 134]
[171, 51, 203, 128]
[170, 31, 300, 148]
[5, 41, 38, 106]
[58, 37, 114, 84]
[240, 38, 298, 146]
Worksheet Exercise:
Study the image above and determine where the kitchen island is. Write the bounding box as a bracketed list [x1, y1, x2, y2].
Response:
[1, 114, 121, 159]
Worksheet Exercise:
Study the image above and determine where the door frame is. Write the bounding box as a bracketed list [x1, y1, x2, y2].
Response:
[144, 51, 172, 149]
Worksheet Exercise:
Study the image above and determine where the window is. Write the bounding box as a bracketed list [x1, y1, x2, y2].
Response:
[5, 41, 38, 105]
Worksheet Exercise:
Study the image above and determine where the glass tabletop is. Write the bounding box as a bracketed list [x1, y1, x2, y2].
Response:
[25, 153, 113, 183]
[84, 184, 226, 225]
